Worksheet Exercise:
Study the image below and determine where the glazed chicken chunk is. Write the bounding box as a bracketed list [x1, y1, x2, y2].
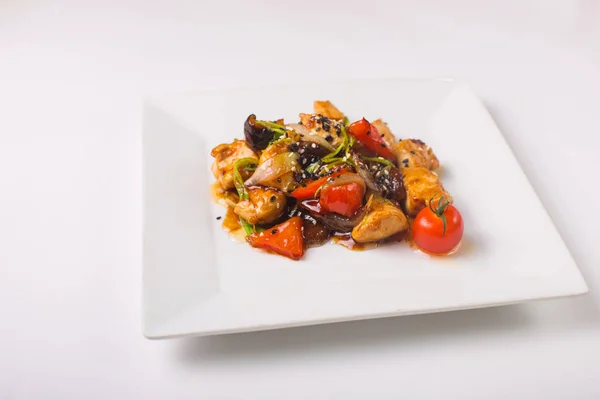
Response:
[402, 167, 452, 217]
[259, 140, 292, 165]
[393, 139, 440, 170]
[371, 119, 397, 148]
[352, 196, 409, 243]
[234, 187, 287, 225]
[313, 100, 345, 120]
[299, 113, 345, 147]
[211, 139, 257, 190]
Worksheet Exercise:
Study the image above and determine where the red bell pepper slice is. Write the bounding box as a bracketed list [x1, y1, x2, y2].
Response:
[247, 216, 305, 260]
[348, 118, 396, 161]
[290, 169, 347, 200]
[319, 182, 365, 217]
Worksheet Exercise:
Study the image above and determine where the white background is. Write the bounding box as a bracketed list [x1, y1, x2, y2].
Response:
[1, 0, 600, 399]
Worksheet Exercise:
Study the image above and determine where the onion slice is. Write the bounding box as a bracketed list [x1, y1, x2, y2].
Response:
[352, 153, 380, 192]
[285, 123, 310, 136]
[319, 172, 366, 194]
[286, 124, 336, 152]
[244, 152, 299, 187]
[321, 207, 366, 232]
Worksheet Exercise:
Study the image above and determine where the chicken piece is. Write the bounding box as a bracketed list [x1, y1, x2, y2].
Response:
[402, 167, 452, 217]
[234, 187, 287, 225]
[259, 140, 292, 164]
[352, 196, 409, 243]
[392, 139, 439, 170]
[371, 119, 397, 148]
[211, 140, 258, 190]
[299, 113, 345, 147]
[313, 100, 344, 120]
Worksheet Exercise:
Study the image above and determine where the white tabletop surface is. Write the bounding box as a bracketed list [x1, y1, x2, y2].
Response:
[1, 1, 600, 399]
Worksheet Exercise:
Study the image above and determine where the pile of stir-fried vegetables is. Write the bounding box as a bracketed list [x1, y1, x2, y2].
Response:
[211, 101, 463, 260]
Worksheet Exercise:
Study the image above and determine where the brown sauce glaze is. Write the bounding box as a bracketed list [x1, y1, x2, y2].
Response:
[211, 182, 239, 207]
[332, 233, 378, 251]
[222, 207, 247, 242]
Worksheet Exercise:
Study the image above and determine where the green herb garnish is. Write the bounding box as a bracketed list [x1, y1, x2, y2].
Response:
[322, 125, 348, 163]
[306, 162, 321, 174]
[233, 157, 258, 200]
[257, 120, 287, 136]
[361, 155, 395, 168]
[233, 157, 260, 235]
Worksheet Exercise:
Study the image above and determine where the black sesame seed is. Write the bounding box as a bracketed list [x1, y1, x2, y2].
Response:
[277, 178, 282, 183]
[270, 195, 276, 202]
[216, 216, 222, 220]
[410, 150, 416, 154]
[381, 143, 387, 148]
[271, 229, 278, 234]
[402, 158, 408, 163]
[289, 143, 299, 152]
[316, 127, 322, 131]
[366, 130, 371, 135]
[381, 134, 384, 137]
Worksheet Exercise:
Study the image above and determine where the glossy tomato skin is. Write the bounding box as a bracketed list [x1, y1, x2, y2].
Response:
[319, 183, 365, 217]
[412, 204, 464, 255]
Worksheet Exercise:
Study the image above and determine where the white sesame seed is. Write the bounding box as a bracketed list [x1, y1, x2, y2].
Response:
[302, 159, 307, 165]
[311, 143, 317, 148]
[384, 179, 390, 185]
[384, 169, 389, 175]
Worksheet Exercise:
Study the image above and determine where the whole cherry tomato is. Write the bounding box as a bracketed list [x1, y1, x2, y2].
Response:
[412, 197, 463, 255]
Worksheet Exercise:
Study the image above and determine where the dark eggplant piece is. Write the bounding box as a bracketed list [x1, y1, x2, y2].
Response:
[299, 200, 366, 233]
[289, 141, 329, 170]
[244, 114, 275, 151]
[381, 167, 406, 202]
[301, 215, 331, 247]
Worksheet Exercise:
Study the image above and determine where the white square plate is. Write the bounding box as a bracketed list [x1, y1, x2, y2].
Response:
[143, 79, 587, 339]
